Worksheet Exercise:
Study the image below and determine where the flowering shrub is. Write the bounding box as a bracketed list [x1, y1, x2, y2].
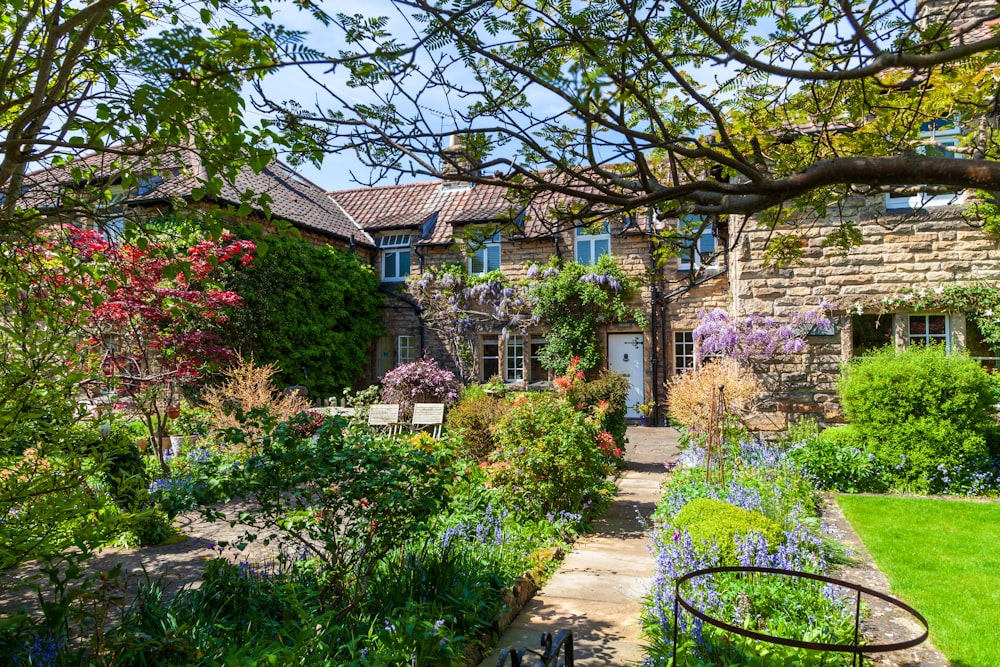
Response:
[564, 368, 630, 448]
[381, 353, 461, 420]
[693, 306, 832, 362]
[666, 357, 764, 433]
[487, 392, 613, 517]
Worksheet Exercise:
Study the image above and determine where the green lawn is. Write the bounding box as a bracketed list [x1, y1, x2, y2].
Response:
[837, 495, 1000, 667]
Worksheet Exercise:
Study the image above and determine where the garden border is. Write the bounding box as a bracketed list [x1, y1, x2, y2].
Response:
[672, 566, 929, 666]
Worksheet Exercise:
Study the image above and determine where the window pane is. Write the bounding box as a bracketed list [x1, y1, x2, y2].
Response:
[383, 253, 397, 279]
[909, 316, 926, 335]
[594, 238, 610, 259]
[399, 250, 410, 277]
[577, 241, 591, 266]
[928, 315, 946, 335]
[674, 331, 695, 373]
[470, 250, 485, 275]
[398, 336, 416, 364]
[506, 336, 524, 381]
[487, 244, 501, 271]
[852, 314, 892, 357]
[529, 339, 546, 382]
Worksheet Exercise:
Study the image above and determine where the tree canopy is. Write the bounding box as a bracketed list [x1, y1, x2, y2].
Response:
[257, 0, 1000, 244]
[0, 0, 325, 240]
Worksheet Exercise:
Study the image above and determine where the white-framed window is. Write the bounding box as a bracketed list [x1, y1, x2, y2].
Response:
[505, 335, 524, 382]
[529, 337, 547, 382]
[482, 336, 500, 381]
[886, 122, 963, 210]
[575, 221, 611, 266]
[674, 331, 696, 374]
[907, 313, 949, 351]
[380, 234, 411, 282]
[678, 216, 719, 271]
[469, 230, 501, 275]
[398, 335, 417, 365]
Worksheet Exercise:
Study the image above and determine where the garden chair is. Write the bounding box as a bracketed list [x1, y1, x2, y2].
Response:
[367, 403, 401, 435]
[410, 403, 445, 438]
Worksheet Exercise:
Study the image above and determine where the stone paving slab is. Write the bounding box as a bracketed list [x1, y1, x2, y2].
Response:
[480, 426, 681, 667]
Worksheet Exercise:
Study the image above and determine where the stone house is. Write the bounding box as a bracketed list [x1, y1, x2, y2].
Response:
[332, 177, 731, 420]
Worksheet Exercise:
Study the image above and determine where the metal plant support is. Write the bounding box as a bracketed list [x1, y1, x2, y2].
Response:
[705, 384, 727, 486]
[671, 566, 929, 667]
[495, 630, 574, 667]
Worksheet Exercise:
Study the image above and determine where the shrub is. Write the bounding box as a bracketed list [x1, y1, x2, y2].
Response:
[201, 355, 311, 443]
[784, 420, 888, 493]
[666, 358, 764, 433]
[565, 370, 630, 447]
[839, 345, 1000, 491]
[221, 229, 384, 396]
[444, 393, 510, 461]
[672, 497, 784, 566]
[487, 393, 610, 516]
[381, 353, 461, 421]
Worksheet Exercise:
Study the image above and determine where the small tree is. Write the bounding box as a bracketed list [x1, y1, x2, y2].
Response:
[62, 226, 254, 471]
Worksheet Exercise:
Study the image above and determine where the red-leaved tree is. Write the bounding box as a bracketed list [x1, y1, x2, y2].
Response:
[40, 225, 255, 470]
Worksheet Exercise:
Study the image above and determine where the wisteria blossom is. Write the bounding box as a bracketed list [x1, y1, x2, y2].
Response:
[693, 305, 833, 362]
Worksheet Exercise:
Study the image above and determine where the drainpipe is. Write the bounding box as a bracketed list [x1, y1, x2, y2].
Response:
[648, 234, 661, 426]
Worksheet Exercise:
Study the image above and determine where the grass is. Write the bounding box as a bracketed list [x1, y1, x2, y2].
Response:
[836, 495, 1000, 667]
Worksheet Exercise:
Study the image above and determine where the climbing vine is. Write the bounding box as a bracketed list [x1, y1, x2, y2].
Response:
[409, 255, 647, 380]
[530, 255, 648, 374]
[845, 282, 1000, 351]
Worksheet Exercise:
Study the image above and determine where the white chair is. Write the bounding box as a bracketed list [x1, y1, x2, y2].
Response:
[410, 403, 445, 438]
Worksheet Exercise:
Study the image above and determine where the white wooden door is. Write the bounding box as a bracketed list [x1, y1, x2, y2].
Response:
[607, 333, 644, 418]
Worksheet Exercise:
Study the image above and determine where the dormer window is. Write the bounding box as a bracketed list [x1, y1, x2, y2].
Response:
[678, 216, 720, 271]
[575, 221, 611, 266]
[380, 233, 411, 282]
[95, 184, 128, 239]
[886, 121, 963, 210]
[469, 230, 501, 275]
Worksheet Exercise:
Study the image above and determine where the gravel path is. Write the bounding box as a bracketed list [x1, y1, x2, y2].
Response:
[0, 500, 285, 616]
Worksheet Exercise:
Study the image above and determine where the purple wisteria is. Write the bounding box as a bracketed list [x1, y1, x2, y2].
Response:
[693, 305, 833, 362]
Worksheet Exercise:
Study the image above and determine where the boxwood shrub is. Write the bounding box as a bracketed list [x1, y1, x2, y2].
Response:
[672, 497, 783, 566]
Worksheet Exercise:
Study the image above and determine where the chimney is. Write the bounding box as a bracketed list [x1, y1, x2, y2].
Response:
[440, 133, 481, 181]
[916, 0, 996, 36]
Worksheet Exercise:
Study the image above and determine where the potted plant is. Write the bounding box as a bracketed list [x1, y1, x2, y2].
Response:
[635, 401, 656, 427]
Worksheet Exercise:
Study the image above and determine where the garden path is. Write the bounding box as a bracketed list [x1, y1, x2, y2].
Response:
[0, 499, 283, 616]
[479, 425, 681, 667]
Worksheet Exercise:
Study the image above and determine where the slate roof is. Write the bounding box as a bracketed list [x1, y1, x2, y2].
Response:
[17, 148, 374, 246]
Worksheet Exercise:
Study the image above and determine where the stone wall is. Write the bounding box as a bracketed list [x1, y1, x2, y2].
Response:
[371, 223, 736, 408]
[733, 200, 1000, 428]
